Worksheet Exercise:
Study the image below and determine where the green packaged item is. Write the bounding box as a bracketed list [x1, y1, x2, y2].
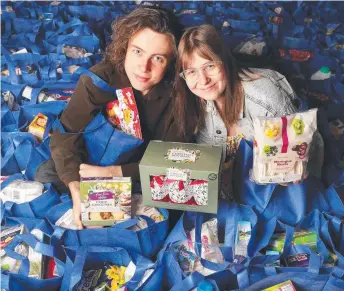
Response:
[80, 177, 132, 227]
[267, 230, 317, 252]
[292, 230, 317, 247]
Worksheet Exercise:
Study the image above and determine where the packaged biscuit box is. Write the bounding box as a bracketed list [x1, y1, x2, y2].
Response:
[80, 177, 132, 227]
[251, 108, 317, 184]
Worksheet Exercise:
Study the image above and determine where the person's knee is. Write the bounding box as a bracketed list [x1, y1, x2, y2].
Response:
[35, 159, 69, 195]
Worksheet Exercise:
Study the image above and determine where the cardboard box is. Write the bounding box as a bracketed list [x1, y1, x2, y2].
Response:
[262, 280, 296, 291]
[80, 177, 132, 226]
[139, 141, 222, 213]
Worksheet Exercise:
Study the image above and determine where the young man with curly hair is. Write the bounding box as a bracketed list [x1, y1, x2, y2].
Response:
[36, 6, 192, 229]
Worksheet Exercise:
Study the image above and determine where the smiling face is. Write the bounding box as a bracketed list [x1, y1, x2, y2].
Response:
[124, 28, 174, 95]
[183, 52, 227, 102]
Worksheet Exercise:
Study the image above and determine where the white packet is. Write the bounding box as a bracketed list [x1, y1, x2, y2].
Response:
[179, 219, 224, 276]
[0, 180, 44, 203]
[251, 109, 317, 184]
[55, 209, 78, 230]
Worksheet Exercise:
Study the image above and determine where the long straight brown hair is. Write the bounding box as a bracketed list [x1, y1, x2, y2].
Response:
[173, 24, 246, 137]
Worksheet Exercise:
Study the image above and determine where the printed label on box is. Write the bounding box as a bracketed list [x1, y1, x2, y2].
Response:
[166, 148, 200, 163]
[166, 168, 190, 181]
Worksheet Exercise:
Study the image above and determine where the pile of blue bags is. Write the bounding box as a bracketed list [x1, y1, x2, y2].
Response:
[1, 1, 344, 290]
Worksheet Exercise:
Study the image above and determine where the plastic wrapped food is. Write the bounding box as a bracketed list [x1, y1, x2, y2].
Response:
[251, 109, 317, 184]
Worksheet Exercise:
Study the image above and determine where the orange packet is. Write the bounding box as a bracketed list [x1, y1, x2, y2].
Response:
[28, 113, 48, 141]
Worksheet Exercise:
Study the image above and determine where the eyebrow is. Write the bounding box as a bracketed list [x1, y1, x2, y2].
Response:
[130, 44, 170, 58]
[185, 61, 215, 70]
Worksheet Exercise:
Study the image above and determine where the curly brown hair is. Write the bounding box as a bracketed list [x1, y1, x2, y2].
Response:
[104, 6, 183, 79]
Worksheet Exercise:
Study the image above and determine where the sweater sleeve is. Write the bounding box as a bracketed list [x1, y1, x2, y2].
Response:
[50, 72, 116, 185]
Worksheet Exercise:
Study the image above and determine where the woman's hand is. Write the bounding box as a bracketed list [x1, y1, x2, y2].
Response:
[79, 164, 123, 178]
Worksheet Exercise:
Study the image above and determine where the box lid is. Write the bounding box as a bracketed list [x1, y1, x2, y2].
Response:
[140, 141, 222, 172]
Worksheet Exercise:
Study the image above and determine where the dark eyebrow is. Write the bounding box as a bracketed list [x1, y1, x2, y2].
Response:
[185, 61, 215, 70]
[130, 44, 169, 58]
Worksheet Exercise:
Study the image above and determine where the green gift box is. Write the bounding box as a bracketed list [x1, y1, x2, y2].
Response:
[139, 141, 222, 213]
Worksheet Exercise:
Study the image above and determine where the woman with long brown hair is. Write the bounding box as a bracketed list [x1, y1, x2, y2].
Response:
[173, 24, 323, 199]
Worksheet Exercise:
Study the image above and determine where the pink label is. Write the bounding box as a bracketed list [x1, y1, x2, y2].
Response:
[281, 116, 289, 153]
[88, 191, 114, 200]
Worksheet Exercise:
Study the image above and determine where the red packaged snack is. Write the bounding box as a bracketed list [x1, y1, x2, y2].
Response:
[269, 15, 283, 25]
[106, 88, 143, 139]
[107, 100, 121, 128]
[150, 175, 167, 201]
[186, 180, 208, 206]
[279, 49, 313, 62]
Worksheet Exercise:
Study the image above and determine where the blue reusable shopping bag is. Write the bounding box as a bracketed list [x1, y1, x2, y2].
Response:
[54, 67, 143, 167]
[159, 201, 266, 290]
[232, 139, 331, 220]
[60, 246, 158, 291]
[241, 262, 344, 291]
[1, 182, 62, 221]
[1, 233, 65, 291]
[232, 139, 276, 214]
[46, 196, 169, 258]
[170, 273, 220, 291]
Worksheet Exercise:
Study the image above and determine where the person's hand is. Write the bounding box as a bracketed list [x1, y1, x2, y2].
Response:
[69, 181, 83, 230]
[69, 180, 104, 230]
[79, 164, 123, 178]
[279, 171, 309, 187]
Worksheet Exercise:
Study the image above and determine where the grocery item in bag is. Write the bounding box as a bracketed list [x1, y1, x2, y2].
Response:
[251, 109, 317, 184]
[106, 87, 142, 139]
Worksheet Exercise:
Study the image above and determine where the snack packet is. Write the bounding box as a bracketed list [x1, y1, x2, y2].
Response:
[283, 253, 309, 267]
[107, 87, 142, 139]
[0, 180, 44, 203]
[38, 88, 74, 103]
[187, 219, 224, 266]
[251, 109, 317, 184]
[132, 194, 165, 222]
[28, 113, 49, 141]
[234, 221, 251, 263]
[63, 45, 89, 59]
[262, 280, 296, 291]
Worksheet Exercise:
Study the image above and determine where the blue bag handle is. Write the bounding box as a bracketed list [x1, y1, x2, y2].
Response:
[5, 216, 53, 237]
[4, 233, 56, 276]
[170, 272, 205, 291]
[67, 245, 149, 291]
[53, 66, 120, 135]
[1, 58, 20, 84]
[46, 18, 84, 39]
[237, 252, 322, 289]
[193, 213, 232, 272]
[53, 112, 108, 136]
[2, 17, 12, 38]
[3, 200, 36, 220]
